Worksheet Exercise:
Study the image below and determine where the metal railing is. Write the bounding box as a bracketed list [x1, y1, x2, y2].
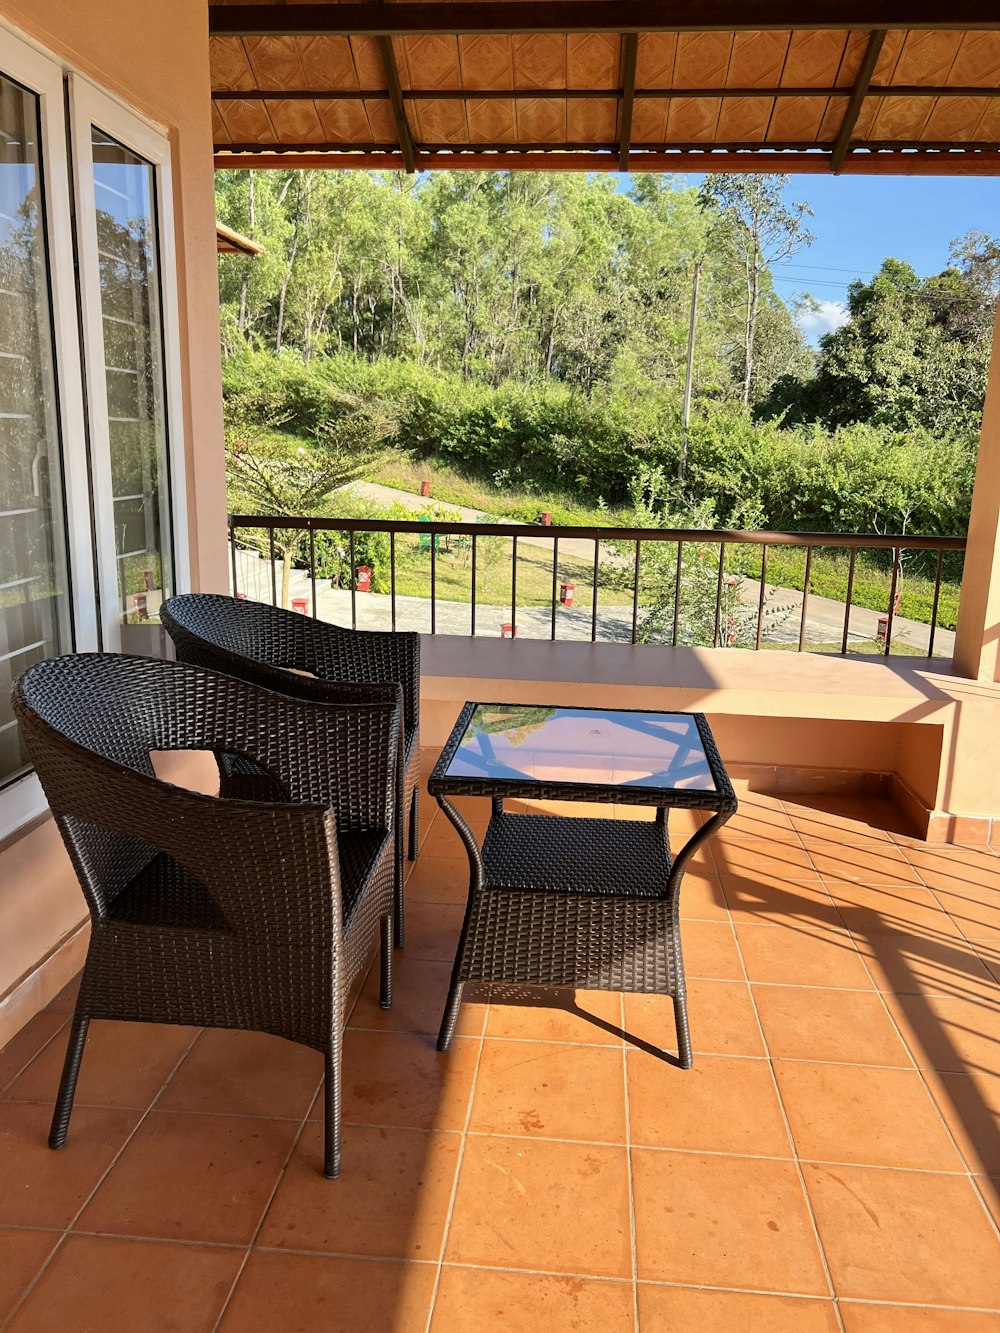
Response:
[228, 513, 966, 658]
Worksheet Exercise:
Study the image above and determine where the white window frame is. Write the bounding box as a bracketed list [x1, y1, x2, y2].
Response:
[0, 33, 95, 840]
[68, 74, 188, 653]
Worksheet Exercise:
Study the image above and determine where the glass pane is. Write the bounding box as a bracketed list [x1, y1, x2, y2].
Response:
[0, 74, 71, 788]
[445, 705, 716, 792]
[90, 126, 171, 625]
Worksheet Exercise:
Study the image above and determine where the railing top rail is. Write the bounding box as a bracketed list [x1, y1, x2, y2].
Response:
[227, 514, 967, 552]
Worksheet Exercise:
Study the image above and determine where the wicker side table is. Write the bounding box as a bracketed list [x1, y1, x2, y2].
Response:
[428, 702, 737, 1066]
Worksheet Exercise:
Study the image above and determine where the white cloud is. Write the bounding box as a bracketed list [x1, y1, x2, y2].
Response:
[796, 298, 849, 343]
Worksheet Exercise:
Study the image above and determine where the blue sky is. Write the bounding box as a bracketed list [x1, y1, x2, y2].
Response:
[628, 172, 1000, 343]
[770, 175, 1000, 341]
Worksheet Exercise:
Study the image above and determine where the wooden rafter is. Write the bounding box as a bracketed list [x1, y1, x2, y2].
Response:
[618, 34, 638, 172]
[208, 3, 1000, 37]
[377, 35, 416, 172]
[831, 28, 887, 173]
[215, 149, 1000, 175]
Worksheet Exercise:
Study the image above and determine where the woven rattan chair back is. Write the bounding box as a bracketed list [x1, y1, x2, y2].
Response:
[12, 652, 401, 1177]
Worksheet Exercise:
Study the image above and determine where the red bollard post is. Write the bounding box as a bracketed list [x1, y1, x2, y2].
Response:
[501, 623, 516, 638]
[356, 565, 372, 593]
[291, 597, 309, 614]
[540, 512, 552, 526]
[420, 480, 431, 498]
[559, 582, 575, 607]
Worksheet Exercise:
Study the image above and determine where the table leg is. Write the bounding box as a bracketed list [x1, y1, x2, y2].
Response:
[436, 795, 485, 1052]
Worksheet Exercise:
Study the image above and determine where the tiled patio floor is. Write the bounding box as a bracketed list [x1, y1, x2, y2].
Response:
[1, 767, 999, 1331]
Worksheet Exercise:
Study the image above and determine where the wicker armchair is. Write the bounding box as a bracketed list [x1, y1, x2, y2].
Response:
[12, 652, 402, 1179]
[161, 593, 421, 945]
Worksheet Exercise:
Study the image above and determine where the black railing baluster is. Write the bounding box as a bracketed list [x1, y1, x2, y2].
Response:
[591, 539, 599, 643]
[309, 524, 317, 618]
[755, 545, 767, 650]
[471, 533, 477, 637]
[550, 536, 559, 641]
[842, 547, 857, 655]
[631, 541, 641, 645]
[349, 531, 357, 630]
[511, 535, 518, 638]
[229, 519, 238, 598]
[672, 541, 682, 647]
[390, 531, 397, 631]
[713, 542, 726, 647]
[798, 545, 813, 652]
[928, 548, 944, 659]
[885, 548, 900, 657]
[268, 527, 277, 606]
[430, 531, 437, 635]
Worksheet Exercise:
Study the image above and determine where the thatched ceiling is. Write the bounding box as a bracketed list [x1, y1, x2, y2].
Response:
[209, 4, 1000, 174]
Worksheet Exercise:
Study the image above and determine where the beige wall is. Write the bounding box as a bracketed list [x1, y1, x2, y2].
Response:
[0, 3, 227, 1016]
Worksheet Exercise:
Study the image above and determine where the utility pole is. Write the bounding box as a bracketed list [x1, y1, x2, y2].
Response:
[679, 259, 702, 483]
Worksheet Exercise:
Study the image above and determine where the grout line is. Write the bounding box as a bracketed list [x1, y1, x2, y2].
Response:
[210, 1061, 325, 1332]
[0, 1025, 203, 1331]
[726, 920, 843, 1323]
[423, 1033, 486, 1333]
[620, 994, 639, 1333]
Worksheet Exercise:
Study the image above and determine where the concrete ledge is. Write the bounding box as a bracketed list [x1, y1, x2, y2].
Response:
[419, 636, 1000, 835]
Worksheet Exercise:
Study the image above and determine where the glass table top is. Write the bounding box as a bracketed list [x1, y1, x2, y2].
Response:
[442, 704, 717, 793]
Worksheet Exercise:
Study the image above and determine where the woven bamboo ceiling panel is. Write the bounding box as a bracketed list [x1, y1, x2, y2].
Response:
[208, 4, 1000, 174]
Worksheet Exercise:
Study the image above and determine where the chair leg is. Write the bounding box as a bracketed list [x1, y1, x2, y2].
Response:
[323, 1038, 342, 1179]
[49, 1011, 90, 1150]
[408, 786, 419, 862]
[673, 991, 693, 1070]
[380, 914, 394, 1010]
[437, 980, 465, 1052]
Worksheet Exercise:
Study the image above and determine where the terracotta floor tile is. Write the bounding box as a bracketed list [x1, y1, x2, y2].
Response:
[906, 845, 1000, 892]
[219, 1252, 438, 1333]
[922, 1069, 1000, 1175]
[722, 874, 846, 931]
[976, 1176, 1000, 1228]
[804, 1163, 1000, 1306]
[786, 796, 900, 843]
[0, 1103, 139, 1228]
[400, 901, 466, 963]
[774, 1061, 963, 1170]
[421, 814, 486, 858]
[5, 1021, 198, 1111]
[638, 1286, 840, 1332]
[931, 889, 1000, 945]
[854, 933, 997, 1001]
[0, 1010, 68, 1095]
[828, 884, 964, 940]
[679, 919, 745, 981]
[48, 975, 82, 1012]
[736, 922, 873, 989]
[753, 986, 913, 1067]
[624, 980, 766, 1058]
[627, 1050, 792, 1157]
[841, 1307, 1000, 1332]
[469, 1040, 626, 1143]
[328, 1031, 481, 1131]
[7, 1235, 241, 1333]
[676, 868, 731, 920]
[432, 1267, 635, 1332]
[0, 1228, 61, 1322]
[78, 1111, 298, 1244]
[445, 1136, 631, 1278]
[715, 838, 819, 875]
[809, 846, 924, 888]
[404, 856, 470, 905]
[350, 957, 487, 1040]
[258, 1124, 460, 1260]
[485, 986, 623, 1045]
[156, 1029, 321, 1119]
[884, 993, 1000, 1075]
[975, 941, 1000, 987]
[632, 1150, 829, 1293]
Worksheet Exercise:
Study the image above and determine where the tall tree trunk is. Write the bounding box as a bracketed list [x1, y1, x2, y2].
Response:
[275, 221, 299, 354]
[236, 174, 254, 336]
[741, 240, 761, 408]
[280, 549, 293, 609]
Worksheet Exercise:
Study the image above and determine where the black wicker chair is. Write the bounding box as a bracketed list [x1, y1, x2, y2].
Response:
[161, 593, 421, 945]
[12, 652, 402, 1179]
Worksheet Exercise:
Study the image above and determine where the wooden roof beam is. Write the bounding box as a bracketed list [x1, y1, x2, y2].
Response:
[618, 34, 638, 171]
[831, 28, 886, 173]
[215, 149, 1000, 175]
[378, 35, 417, 172]
[209, 2, 1000, 38]
[212, 84, 1000, 103]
